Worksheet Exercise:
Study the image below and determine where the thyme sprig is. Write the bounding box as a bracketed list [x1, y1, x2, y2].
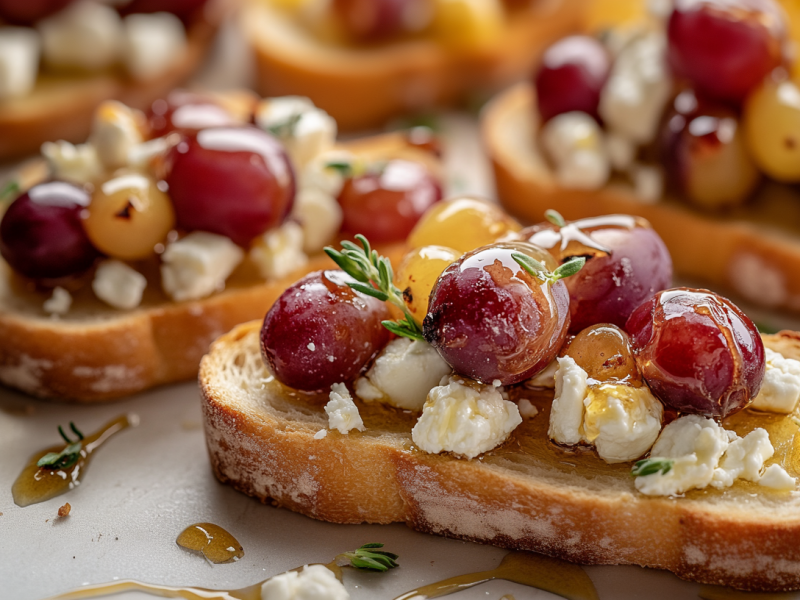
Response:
[631, 457, 674, 477]
[0, 180, 19, 204]
[37, 422, 85, 470]
[266, 112, 302, 139]
[325, 235, 424, 341]
[511, 252, 585, 285]
[341, 543, 399, 572]
[544, 209, 566, 227]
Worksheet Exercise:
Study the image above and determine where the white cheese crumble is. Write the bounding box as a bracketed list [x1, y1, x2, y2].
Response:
[260, 564, 349, 600]
[518, 399, 539, 420]
[354, 338, 452, 411]
[89, 100, 144, 170]
[249, 221, 309, 280]
[92, 260, 147, 310]
[760, 464, 798, 491]
[160, 232, 244, 302]
[43, 287, 72, 316]
[256, 96, 337, 169]
[313, 429, 327, 440]
[540, 111, 610, 190]
[122, 12, 186, 81]
[411, 375, 522, 459]
[41, 140, 103, 184]
[0, 27, 40, 101]
[291, 187, 344, 254]
[299, 151, 351, 197]
[548, 356, 588, 446]
[750, 348, 800, 414]
[525, 360, 558, 389]
[325, 383, 365, 435]
[39, 1, 122, 72]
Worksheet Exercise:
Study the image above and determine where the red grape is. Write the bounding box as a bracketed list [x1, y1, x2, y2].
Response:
[337, 159, 442, 243]
[164, 126, 295, 247]
[147, 91, 239, 139]
[261, 270, 391, 391]
[423, 242, 570, 385]
[533, 35, 610, 122]
[522, 215, 672, 334]
[626, 288, 765, 419]
[332, 0, 426, 40]
[119, 0, 208, 20]
[667, 0, 787, 103]
[0, 0, 73, 25]
[0, 181, 100, 280]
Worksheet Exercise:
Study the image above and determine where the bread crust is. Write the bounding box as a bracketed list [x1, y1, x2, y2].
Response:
[200, 322, 800, 592]
[481, 83, 800, 314]
[244, 0, 582, 131]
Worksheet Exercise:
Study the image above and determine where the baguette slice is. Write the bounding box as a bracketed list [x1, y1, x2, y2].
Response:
[482, 83, 800, 315]
[0, 131, 424, 403]
[244, 0, 581, 131]
[0, 2, 226, 161]
[201, 320, 800, 592]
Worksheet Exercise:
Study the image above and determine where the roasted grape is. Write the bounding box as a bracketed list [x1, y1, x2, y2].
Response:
[661, 90, 760, 209]
[261, 270, 391, 391]
[0, 181, 100, 280]
[626, 288, 765, 419]
[534, 35, 610, 122]
[522, 214, 672, 333]
[337, 159, 442, 243]
[164, 126, 295, 246]
[147, 91, 239, 139]
[0, 0, 73, 25]
[394, 245, 460, 323]
[564, 323, 642, 386]
[667, 0, 787, 103]
[423, 242, 570, 385]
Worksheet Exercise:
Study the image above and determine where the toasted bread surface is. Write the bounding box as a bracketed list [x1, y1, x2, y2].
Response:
[245, 0, 581, 131]
[200, 321, 800, 592]
[482, 83, 800, 314]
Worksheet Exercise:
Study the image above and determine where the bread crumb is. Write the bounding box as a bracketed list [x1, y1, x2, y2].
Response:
[58, 503, 72, 518]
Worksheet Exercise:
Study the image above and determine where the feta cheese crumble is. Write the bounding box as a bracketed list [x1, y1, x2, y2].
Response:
[525, 360, 558, 389]
[750, 348, 800, 414]
[39, 1, 122, 72]
[0, 27, 40, 101]
[123, 12, 186, 81]
[260, 564, 348, 600]
[43, 287, 72, 316]
[250, 221, 309, 280]
[89, 100, 144, 170]
[92, 260, 147, 310]
[161, 232, 244, 302]
[518, 399, 539, 419]
[325, 383, 365, 435]
[540, 111, 610, 190]
[354, 338, 451, 411]
[412, 375, 522, 459]
[41, 141, 103, 184]
[760, 464, 798, 491]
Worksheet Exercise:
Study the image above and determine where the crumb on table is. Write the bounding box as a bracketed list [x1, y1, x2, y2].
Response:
[58, 503, 71, 518]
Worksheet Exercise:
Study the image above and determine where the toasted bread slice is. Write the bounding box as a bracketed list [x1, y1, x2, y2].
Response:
[243, 0, 581, 131]
[200, 320, 800, 592]
[0, 3, 225, 162]
[0, 130, 424, 403]
[482, 83, 800, 314]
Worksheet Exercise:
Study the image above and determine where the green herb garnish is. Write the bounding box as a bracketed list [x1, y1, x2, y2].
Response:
[266, 112, 303, 139]
[631, 457, 674, 477]
[325, 235, 424, 342]
[37, 422, 85, 470]
[544, 209, 566, 228]
[512, 253, 585, 284]
[341, 543, 399, 572]
[0, 180, 19, 204]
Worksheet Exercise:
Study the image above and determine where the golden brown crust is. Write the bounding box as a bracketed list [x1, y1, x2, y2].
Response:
[482, 83, 800, 314]
[200, 321, 800, 592]
[245, 0, 582, 131]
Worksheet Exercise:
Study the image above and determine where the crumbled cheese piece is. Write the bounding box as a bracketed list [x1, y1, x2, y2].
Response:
[412, 375, 522, 459]
[127, 137, 170, 169]
[41, 141, 103, 184]
[260, 564, 349, 600]
[711, 428, 773, 488]
[300, 151, 351, 197]
[631, 163, 663, 203]
[256, 96, 337, 169]
[540, 112, 610, 190]
[39, 1, 122, 71]
[313, 429, 327, 440]
[759, 464, 797, 491]
[43, 287, 72, 316]
[518, 399, 539, 420]
[89, 100, 144, 170]
[92, 260, 147, 310]
[161, 232, 244, 302]
[325, 383, 365, 435]
[249, 221, 308, 280]
[750, 348, 800, 414]
[548, 356, 589, 446]
[605, 131, 635, 171]
[354, 338, 451, 411]
[525, 360, 557, 389]
[122, 12, 186, 81]
[0, 27, 40, 101]
[599, 31, 671, 144]
[291, 187, 344, 254]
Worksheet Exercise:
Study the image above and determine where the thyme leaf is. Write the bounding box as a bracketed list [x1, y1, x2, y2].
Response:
[631, 457, 674, 477]
[37, 422, 85, 470]
[341, 543, 399, 572]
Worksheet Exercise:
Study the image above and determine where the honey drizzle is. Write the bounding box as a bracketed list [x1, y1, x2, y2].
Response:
[12, 414, 135, 508]
[176, 523, 244, 564]
[699, 585, 797, 599]
[392, 551, 599, 600]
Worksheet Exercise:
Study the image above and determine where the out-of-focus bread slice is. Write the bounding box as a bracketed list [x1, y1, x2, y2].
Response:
[244, 0, 582, 131]
[482, 83, 800, 314]
[200, 321, 800, 593]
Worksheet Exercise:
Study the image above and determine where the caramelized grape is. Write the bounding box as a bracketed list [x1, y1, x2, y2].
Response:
[261, 270, 391, 391]
[564, 323, 642, 386]
[661, 90, 760, 209]
[164, 126, 295, 247]
[337, 159, 442, 243]
[522, 214, 672, 333]
[667, 0, 787, 103]
[0, 181, 100, 280]
[626, 288, 765, 419]
[423, 242, 570, 385]
[147, 91, 239, 139]
[394, 245, 460, 323]
[534, 35, 610, 122]
[0, 0, 73, 25]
